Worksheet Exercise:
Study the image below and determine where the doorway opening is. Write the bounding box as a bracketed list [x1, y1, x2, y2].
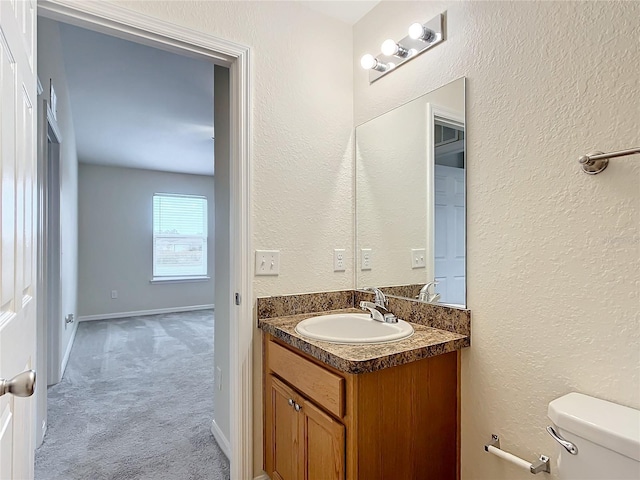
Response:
[35, 2, 252, 478]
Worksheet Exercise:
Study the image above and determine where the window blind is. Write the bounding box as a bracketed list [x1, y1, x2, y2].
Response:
[152, 194, 208, 277]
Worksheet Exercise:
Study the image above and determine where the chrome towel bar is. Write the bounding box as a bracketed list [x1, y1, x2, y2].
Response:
[484, 434, 551, 475]
[579, 147, 640, 174]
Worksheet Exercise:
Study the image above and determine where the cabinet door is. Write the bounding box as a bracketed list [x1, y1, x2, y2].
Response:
[268, 376, 300, 480]
[299, 399, 345, 480]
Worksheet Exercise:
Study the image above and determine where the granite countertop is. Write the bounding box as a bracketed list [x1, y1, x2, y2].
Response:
[259, 308, 470, 374]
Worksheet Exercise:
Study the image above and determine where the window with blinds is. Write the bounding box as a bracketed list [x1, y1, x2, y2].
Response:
[153, 193, 208, 278]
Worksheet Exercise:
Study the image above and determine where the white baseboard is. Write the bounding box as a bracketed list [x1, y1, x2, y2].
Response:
[253, 474, 270, 480]
[59, 320, 78, 378]
[210, 418, 231, 460]
[77, 304, 215, 322]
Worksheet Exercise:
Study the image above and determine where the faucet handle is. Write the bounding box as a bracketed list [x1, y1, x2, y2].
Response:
[359, 301, 374, 310]
[364, 287, 387, 307]
[382, 312, 398, 324]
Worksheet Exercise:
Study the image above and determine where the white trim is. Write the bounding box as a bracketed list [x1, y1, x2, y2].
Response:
[46, 103, 62, 144]
[229, 41, 254, 480]
[41, 420, 47, 442]
[253, 474, 270, 480]
[37, 3, 253, 478]
[59, 319, 78, 378]
[77, 304, 215, 322]
[149, 276, 211, 284]
[210, 419, 231, 460]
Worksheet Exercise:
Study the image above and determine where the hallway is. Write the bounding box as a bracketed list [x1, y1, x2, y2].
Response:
[35, 310, 229, 479]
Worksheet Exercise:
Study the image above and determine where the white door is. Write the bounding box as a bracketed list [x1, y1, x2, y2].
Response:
[0, 0, 38, 479]
[434, 164, 465, 305]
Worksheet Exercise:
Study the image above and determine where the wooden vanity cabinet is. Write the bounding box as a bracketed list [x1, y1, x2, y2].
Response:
[267, 375, 345, 480]
[263, 334, 459, 480]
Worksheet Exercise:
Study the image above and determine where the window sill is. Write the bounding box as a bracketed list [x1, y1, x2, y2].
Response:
[150, 276, 211, 284]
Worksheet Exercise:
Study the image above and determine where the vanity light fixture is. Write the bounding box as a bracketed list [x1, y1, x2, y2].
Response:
[362, 12, 445, 84]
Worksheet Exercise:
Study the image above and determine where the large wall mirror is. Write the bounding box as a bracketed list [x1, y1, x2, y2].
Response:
[355, 77, 466, 307]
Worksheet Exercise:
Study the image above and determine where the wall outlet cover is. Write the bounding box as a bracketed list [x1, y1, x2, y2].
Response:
[334, 249, 346, 272]
[361, 248, 372, 271]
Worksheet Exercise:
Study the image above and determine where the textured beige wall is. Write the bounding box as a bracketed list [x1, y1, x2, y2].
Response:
[355, 2, 639, 479]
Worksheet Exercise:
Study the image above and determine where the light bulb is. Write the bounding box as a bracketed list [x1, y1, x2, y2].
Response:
[360, 54, 389, 72]
[408, 22, 435, 42]
[381, 39, 409, 58]
[408, 23, 424, 39]
[360, 54, 377, 70]
[381, 39, 399, 56]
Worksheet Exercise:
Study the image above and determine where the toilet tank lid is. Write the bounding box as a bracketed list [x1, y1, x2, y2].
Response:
[548, 393, 640, 462]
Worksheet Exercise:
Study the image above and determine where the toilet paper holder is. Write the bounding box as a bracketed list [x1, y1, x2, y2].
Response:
[485, 434, 551, 475]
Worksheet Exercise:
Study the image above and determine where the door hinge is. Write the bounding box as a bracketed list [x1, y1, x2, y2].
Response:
[235, 293, 241, 305]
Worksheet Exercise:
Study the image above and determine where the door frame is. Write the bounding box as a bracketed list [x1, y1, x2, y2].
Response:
[35, 96, 65, 446]
[426, 102, 465, 284]
[36, 2, 254, 478]
[44, 99, 62, 387]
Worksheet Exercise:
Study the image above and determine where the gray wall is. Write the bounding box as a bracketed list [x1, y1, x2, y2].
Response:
[78, 164, 215, 317]
[213, 65, 231, 450]
[38, 17, 79, 380]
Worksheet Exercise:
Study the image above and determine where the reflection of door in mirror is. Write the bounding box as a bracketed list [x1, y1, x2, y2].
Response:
[355, 77, 466, 308]
[434, 120, 465, 306]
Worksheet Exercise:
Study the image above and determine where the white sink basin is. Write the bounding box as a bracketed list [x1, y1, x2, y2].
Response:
[294, 313, 414, 344]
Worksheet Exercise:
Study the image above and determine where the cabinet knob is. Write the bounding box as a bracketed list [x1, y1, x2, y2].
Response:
[288, 398, 294, 407]
[294, 403, 302, 412]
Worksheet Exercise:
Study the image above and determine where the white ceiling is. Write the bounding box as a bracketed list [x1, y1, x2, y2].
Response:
[302, 1, 380, 25]
[58, 22, 215, 176]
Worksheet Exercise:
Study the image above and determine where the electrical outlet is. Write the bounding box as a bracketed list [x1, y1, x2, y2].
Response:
[361, 248, 372, 271]
[255, 250, 280, 276]
[333, 249, 346, 272]
[411, 248, 426, 269]
[216, 366, 222, 391]
[111, 290, 118, 299]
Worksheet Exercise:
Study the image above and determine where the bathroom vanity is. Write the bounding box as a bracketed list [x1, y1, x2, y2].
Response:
[259, 292, 471, 480]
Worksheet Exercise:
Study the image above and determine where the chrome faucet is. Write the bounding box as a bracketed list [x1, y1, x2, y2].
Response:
[360, 287, 398, 323]
[360, 301, 398, 323]
[418, 281, 440, 303]
[365, 286, 387, 309]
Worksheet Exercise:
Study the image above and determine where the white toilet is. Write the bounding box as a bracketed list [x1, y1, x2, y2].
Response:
[548, 392, 640, 479]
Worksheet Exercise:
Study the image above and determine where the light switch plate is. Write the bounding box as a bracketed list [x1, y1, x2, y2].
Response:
[361, 248, 372, 271]
[411, 248, 426, 269]
[255, 250, 280, 276]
